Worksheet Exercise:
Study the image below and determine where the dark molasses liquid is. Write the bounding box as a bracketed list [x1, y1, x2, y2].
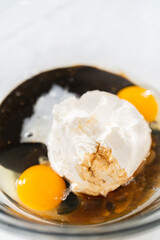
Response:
[0, 66, 160, 225]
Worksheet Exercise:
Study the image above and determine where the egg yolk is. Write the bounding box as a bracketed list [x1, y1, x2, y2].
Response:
[17, 165, 66, 211]
[117, 86, 158, 122]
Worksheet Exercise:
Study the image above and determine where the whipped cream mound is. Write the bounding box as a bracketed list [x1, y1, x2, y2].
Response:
[48, 90, 152, 196]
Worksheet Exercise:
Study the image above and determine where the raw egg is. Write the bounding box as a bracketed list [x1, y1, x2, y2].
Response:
[17, 165, 66, 211]
[117, 86, 158, 122]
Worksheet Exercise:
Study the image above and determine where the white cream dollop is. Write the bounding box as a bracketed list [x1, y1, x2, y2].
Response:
[48, 90, 151, 196]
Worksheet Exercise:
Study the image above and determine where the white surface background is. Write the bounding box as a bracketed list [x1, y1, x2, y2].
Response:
[0, 0, 160, 239]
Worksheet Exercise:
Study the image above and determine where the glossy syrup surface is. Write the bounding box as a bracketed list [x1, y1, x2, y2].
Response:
[0, 66, 160, 225]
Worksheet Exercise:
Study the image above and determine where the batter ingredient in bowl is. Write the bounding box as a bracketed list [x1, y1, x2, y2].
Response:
[17, 165, 66, 211]
[48, 90, 151, 196]
[118, 86, 158, 122]
[0, 66, 159, 225]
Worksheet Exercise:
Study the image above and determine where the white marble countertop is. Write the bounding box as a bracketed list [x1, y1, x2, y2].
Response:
[0, 0, 160, 239]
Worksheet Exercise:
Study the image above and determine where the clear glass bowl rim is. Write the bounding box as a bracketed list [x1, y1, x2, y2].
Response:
[0, 197, 160, 239]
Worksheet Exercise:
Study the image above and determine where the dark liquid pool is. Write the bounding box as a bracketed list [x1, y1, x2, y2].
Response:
[0, 66, 160, 225]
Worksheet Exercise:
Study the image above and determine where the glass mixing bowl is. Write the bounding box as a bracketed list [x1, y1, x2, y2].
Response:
[0, 0, 160, 239]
